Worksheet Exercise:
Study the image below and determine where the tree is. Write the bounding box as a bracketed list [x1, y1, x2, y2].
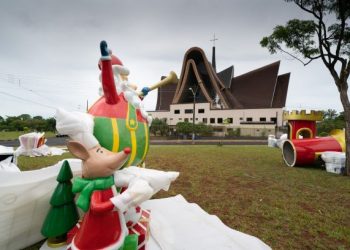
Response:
[18, 114, 31, 121]
[176, 122, 193, 136]
[194, 122, 213, 136]
[45, 117, 56, 131]
[318, 109, 345, 134]
[260, 0, 350, 175]
[323, 109, 338, 120]
[149, 118, 169, 136]
[41, 160, 79, 245]
[33, 115, 44, 120]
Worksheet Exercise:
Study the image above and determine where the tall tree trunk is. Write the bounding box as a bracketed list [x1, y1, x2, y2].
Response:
[339, 85, 350, 176]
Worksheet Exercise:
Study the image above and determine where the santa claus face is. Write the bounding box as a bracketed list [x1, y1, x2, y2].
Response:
[98, 71, 137, 96]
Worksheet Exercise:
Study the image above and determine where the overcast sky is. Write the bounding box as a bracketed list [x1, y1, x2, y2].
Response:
[0, 0, 344, 118]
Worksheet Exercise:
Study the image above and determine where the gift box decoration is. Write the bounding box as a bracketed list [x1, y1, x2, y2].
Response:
[128, 209, 151, 250]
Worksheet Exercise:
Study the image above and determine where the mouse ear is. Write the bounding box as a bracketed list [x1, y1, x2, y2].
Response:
[67, 141, 90, 160]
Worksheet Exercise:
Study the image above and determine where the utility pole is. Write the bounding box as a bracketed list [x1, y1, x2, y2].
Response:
[189, 87, 198, 144]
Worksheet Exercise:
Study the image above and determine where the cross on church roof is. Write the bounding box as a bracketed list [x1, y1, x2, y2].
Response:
[210, 33, 218, 46]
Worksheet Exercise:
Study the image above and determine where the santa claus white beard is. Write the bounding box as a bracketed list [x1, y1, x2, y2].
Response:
[98, 74, 153, 125]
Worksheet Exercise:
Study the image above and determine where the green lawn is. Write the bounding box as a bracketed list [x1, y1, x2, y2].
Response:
[19, 145, 350, 250]
[17, 152, 73, 171]
[0, 131, 56, 141]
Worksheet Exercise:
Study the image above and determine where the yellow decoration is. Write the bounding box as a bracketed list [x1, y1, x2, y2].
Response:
[140, 121, 149, 165]
[330, 129, 346, 152]
[126, 130, 137, 166]
[283, 110, 323, 121]
[111, 118, 119, 153]
[47, 237, 67, 248]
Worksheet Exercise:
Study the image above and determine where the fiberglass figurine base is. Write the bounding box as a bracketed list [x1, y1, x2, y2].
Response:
[42, 41, 179, 250]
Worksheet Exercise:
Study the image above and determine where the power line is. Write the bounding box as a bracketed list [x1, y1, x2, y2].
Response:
[0, 91, 56, 110]
[0, 81, 80, 106]
[0, 90, 86, 112]
[0, 77, 97, 106]
[0, 72, 98, 85]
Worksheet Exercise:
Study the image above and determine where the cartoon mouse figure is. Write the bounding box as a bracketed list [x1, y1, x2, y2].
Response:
[67, 141, 130, 249]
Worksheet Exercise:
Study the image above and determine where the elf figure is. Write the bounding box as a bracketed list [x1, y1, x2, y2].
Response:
[67, 141, 132, 249]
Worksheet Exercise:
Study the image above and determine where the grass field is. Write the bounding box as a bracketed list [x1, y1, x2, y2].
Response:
[18, 145, 350, 250]
[0, 131, 56, 141]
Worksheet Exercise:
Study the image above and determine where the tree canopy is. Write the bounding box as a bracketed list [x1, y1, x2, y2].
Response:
[149, 118, 169, 136]
[260, 0, 350, 85]
[317, 109, 345, 135]
[0, 114, 56, 132]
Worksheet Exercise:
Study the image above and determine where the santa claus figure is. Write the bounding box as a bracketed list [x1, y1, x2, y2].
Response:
[97, 43, 151, 122]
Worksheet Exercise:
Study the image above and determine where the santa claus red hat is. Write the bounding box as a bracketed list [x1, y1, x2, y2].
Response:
[98, 51, 130, 75]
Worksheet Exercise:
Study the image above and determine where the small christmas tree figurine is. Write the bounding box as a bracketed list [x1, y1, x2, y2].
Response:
[41, 160, 79, 247]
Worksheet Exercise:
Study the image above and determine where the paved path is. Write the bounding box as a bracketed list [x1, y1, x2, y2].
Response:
[150, 139, 266, 145]
[0, 137, 266, 147]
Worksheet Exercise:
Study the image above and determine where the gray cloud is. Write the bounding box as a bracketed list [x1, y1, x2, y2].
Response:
[0, 0, 343, 117]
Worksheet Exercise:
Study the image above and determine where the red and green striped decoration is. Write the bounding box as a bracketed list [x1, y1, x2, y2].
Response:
[89, 94, 149, 168]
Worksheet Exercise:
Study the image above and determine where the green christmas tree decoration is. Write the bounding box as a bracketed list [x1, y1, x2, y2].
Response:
[41, 160, 79, 239]
[57, 160, 73, 181]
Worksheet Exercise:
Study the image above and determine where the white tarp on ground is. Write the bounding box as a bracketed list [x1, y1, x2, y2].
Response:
[267, 135, 277, 148]
[142, 195, 271, 250]
[0, 157, 20, 172]
[0, 146, 18, 172]
[321, 151, 346, 174]
[0, 160, 270, 250]
[267, 134, 287, 149]
[0, 145, 14, 155]
[276, 134, 288, 149]
[0, 159, 82, 250]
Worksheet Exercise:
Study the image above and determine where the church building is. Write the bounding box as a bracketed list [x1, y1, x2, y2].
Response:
[148, 45, 290, 136]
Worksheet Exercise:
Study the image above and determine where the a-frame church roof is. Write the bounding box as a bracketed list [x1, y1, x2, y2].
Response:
[155, 47, 289, 111]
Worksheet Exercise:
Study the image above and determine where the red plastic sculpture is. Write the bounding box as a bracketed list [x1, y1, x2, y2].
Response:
[282, 110, 345, 167]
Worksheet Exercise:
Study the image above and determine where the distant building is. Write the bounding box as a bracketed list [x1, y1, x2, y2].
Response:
[148, 46, 290, 136]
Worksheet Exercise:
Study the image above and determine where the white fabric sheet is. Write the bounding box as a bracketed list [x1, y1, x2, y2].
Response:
[0, 157, 20, 172]
[142, 195, 271, 250]
[0, 145, 14, 154]
[0, 159, 82, 250]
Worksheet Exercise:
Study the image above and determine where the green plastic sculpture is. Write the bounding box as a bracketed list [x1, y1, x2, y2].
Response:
[41, 160, 79, 246]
